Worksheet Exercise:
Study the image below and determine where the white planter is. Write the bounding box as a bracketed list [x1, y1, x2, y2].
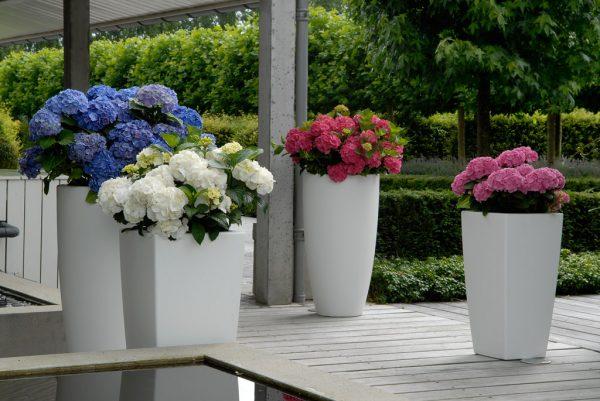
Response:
[57, 185, 126, 352]
[302, 173, 380, 317]
[462, 211, 563, 360]
[120, 230, 245, 348]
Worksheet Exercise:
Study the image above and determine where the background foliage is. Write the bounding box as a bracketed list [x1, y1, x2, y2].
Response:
[0, 106, 20, 169]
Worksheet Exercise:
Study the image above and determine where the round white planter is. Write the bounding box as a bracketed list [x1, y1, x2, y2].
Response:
[57, 185, 126, 352]
[302, 173, 380, 317]
[462, 211, 563, 360]
[120, 229, 245, 348]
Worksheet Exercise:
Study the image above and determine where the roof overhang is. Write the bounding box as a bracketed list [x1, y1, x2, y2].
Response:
[0, 0, 260, 46]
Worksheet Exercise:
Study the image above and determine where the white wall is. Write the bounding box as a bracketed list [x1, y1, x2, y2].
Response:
[0, 172, 66, 288]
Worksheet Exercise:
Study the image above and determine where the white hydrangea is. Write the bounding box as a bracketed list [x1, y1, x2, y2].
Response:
[123, 198, 146, 224]
[150, 218, 189, 239]
[220, 141, 243, 154]
[186, 166, 227, 191]
[136, 146, 168, 168]
[145, 165, 175, 187]
[232, 159, 275, 195]
[146, 186, 187, 222]
[218, 195, 233, 213]
[97, 177, 131, 216]
[128, 176, 166, 206]
[168, 150, 207, 182]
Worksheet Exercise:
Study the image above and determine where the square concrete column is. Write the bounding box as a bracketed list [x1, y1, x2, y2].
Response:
[63, 0, 90, 91]
[254, 0, 296, 305]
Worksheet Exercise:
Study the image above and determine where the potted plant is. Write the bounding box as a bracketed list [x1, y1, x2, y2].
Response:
[276, 106, 406, 317]
[19, 84, 207, 352]
[452, 146, 570, 360]
[98, 136, 274, 347]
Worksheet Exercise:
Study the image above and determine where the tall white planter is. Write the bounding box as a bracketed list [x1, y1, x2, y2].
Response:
[120, 230, 245, 348]
[57, 185, 125, 352]
[302, 173, 380, 317]
[462, 211, 563, 360]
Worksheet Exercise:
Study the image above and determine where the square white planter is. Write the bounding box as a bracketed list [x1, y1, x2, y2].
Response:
[462, 211, 563, 360]
[120, 230, 245, 348]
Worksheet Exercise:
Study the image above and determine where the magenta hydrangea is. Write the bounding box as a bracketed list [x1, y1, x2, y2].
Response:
[473, 181, 493, 202]
[522, 167, 565, 193]
[465, 157, 499, 180]
[451, 171, 470, 196]
[496, 146, 539, 167]
[486, 168, 525, 193]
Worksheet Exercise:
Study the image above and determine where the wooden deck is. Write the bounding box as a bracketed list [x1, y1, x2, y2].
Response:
[238, 295, 600, 400]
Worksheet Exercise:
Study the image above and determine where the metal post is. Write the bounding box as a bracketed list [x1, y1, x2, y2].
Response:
[63, 0, 90, 91]
[254, 0, 296, 305]
[293, 0, 309, 304]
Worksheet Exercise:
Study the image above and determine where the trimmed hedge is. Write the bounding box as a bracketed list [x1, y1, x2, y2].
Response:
[203, 114, 258, 147]
[381, 174, 600, 193]
[369, 250, 600, 304]
[407, 109, 600, 160]
[0, 106, 20, 169]
[376, 189, 600, 258]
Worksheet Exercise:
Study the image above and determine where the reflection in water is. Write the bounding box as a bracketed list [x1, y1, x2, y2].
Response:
[0, 365, 305, 401]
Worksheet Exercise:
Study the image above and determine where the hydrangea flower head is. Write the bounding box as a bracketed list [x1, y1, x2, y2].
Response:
[200, 133, 217, 146]
[451, 171, 470, 196]
[68, 133, 107, 164]
[87, 85, 118, 100]
[75, 96, 118, 131]
[134, 84, 178, 113]
[45, 89, 89, 116]
[19, 146, 43, 178]
[116, 87, 139, 102]
[108, 120, 157, 164]
[327, 163, 348, 183]
[172, 106, 203, 128]
[84, 149, 121, 192]
[473, 181, 493, 202]
[522, 167, 564, 193]
[285, 128, 313, 154]
[315, 132, 341, 154]
[152, 123, 187, 139]
[112, 98, 134, 123]
[486, 168, 525, 193]
[29, 108, 62, 140]
[495, 146, 539, 168]
[465, 157, 499, 180]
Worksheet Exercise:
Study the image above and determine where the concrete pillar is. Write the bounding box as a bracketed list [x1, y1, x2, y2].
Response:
[254, 0, 296, 305]
[63, 0, 90, 91]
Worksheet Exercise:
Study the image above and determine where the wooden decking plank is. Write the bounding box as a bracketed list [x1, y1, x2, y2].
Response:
[395, 304, 469, 323]
[451, 387, 600, 401]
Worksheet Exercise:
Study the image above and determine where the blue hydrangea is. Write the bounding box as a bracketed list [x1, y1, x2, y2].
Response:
[116, 86, 139, 101]
[108, 120, 158, 164]
[134, 84, 178, 113]
[84, 149, 121, 192]
[87, 85, 118, 100]
[68, 133, 107, 164]
[201, 133, 217, 145]
[19, 146, 43, 179]
[44, 89, 89, 116]
[152, 122, 187, 139]
[74, 96, 118, 132]
[112, 98, 134, 123]
[29, 108, 62, 140]
[172, 106, 203, 128]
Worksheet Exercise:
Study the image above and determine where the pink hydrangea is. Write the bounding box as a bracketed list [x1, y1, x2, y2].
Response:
[465, 157, 500, 180]
[383, 156, 402, 174]
[516, 164, 535, 176]
[327, 163, 348, 183]
[371, 115, 391, 133]
[515, 146, 539, 163]
[334, 116, 357, 133]
[310, 115, 335, 138]
[451, 171, 470, 196]
[522, 167, 564, 193]
[285, 128, 313, 154]
[486, 168, 525, 193]
[340, 136, 363, 165]
[473, 181, 494, 202]
[382, 141, 404, 156]
[360, 130, 378, 144]
[550, 190, 571, 212]
[366, 151, 382, 168]
[346, 159, 366, 175]
[314, 132, 342, 154]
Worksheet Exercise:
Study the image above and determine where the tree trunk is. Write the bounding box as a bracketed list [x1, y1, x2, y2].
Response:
[457, 106, 466, 164]
[547, 112, 562, 166]
[476, 75, 492, 156]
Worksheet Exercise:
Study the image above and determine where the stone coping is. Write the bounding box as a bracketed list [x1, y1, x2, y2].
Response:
[0, 343, 403, 401]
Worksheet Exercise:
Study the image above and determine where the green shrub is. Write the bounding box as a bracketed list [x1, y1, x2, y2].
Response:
[377, 189, 600, 258]
[381, 174, 600, 193]
[369, 251, 600, 304]
[0, 106, 21, 168]
[203, 114, 258, 147]
[405, 110, 600, 160]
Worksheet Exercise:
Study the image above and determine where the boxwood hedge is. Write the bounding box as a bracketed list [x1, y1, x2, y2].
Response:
[377, 189, 600, 258]
[369, 250, 600, 304]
